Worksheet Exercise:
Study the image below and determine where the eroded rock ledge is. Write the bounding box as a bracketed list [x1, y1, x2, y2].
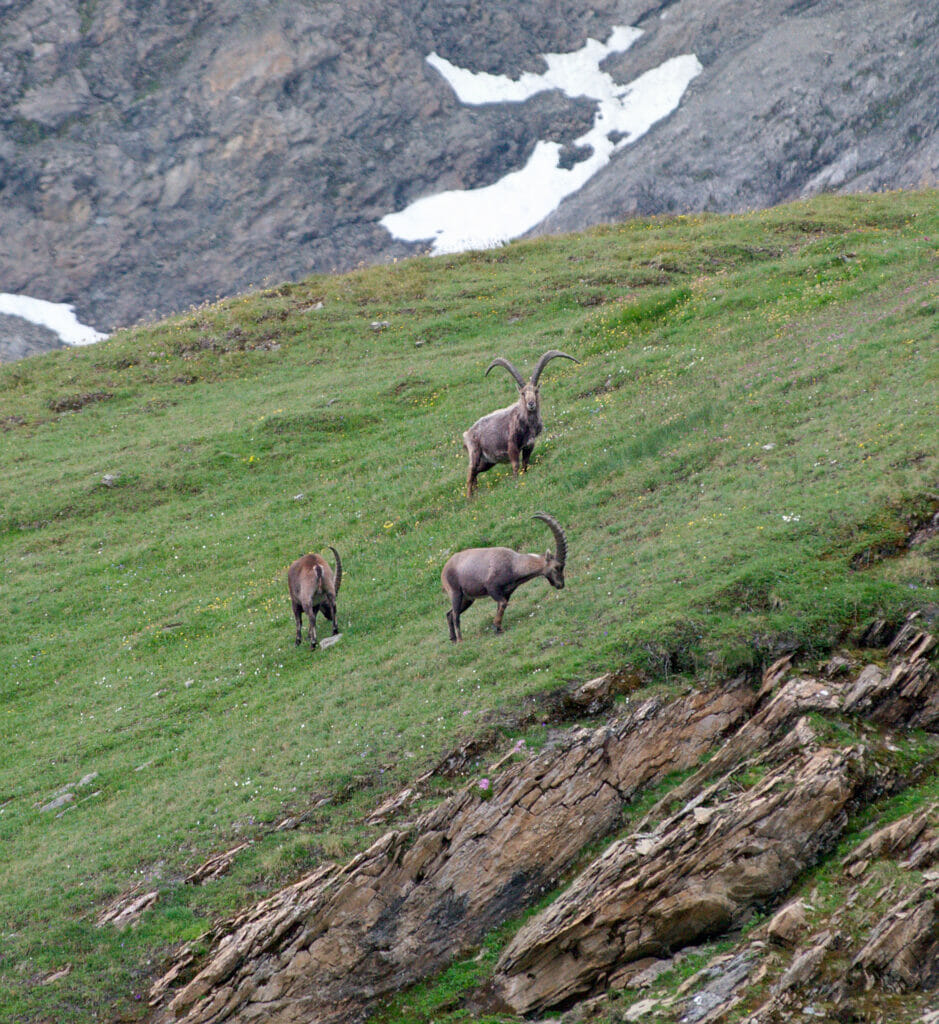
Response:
[151, 617, 938, 1023]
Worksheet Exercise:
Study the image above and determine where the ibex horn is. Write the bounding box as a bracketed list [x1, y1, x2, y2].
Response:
[485, 356, 526, 390]
[532, 512, 567, 567]
[328, 546, 342, 595]
[530, 349, 580, 386]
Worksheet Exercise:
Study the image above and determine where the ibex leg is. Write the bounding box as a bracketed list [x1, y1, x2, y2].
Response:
[293, 603, 304, 646]
[306, 604, 319, 649]
[507, 441, 521, 479]
[465, 440, 481, 499]
[447, 592, 472, 642]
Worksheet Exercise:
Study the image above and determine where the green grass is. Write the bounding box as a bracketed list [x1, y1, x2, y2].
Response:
[1, 191, 938, 1021]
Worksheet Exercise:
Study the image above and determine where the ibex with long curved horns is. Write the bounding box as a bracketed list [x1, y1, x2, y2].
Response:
[441, 513, 568, 642]
[288, 546, 342, 650]
[463, 350, 579, 498]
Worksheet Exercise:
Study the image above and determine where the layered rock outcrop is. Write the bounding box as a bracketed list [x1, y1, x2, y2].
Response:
[151, 685, 752, 1022]
[150, 615, 939, 1023]
[493, 742, 864, 1013]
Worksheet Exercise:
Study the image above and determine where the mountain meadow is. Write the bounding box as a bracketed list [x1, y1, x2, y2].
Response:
[1, 190, 938, 1022]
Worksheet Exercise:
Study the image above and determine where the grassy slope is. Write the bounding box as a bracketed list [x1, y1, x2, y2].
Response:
[1, 192, 937, 1021]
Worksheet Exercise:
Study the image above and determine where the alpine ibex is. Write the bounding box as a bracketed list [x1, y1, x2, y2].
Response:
[287, 546, 342, 650]
[463, 350, 579, 498]
[441, 513, 567, 642]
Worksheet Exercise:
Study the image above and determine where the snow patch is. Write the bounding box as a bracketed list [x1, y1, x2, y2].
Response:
[381, 27, 702, 255]
[0, 294, 108, 347]
[424, 26, 644, 106]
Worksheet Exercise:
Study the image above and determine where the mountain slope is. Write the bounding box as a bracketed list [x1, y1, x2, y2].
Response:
[0, 192, 937, 1022]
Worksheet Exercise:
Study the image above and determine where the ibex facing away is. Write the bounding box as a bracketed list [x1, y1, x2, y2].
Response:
[288, 546, 342, 650]
[441, 513, 567, 642]
[463, 350, 579, 498]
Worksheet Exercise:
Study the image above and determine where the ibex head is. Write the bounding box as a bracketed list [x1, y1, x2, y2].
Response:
[533, 512, 567, 590]
[486, 350, 579, 414]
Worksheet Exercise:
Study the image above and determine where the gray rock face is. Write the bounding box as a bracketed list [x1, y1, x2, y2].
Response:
[536, 0, 939, 233]
[0, 313, 64, 362]
[1, 0, 936, 344]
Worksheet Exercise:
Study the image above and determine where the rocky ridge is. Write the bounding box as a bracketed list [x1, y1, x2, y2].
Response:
[149, 615, 939, 1023]
[2, 0, 937, 352]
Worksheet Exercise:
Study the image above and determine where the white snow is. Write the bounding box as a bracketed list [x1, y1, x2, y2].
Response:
[381, 26, 702, 255]
[0, 293, 108, 346]
[424, 26, 644, 106]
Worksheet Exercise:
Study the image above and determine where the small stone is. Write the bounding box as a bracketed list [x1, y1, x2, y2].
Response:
[40, 792, 74, 813]
[97, 890, 159, 930]
[822, 654, 853, 677]
[767, 899, 808, 947]
[850, 885, 939, 991]
[101, 473, 120, 486]
[39, 963, 72, 985]
[623, 998, 661, 1021]
[367, 787, 417, 826]
[570, 674, 612, 707]
[185, 842, 251, 885]
[774, 932, 832, 993]
[318, 633, 342, 649]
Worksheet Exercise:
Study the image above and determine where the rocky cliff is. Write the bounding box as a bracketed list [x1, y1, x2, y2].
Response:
[149, 616, 939, 1023]
[2, 0, 937, 349]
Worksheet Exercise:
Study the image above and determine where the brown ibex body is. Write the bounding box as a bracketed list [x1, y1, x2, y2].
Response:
[287, 546, 342, 649]
[463, 350, 579, 499]
[441, 513, 567, 642]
